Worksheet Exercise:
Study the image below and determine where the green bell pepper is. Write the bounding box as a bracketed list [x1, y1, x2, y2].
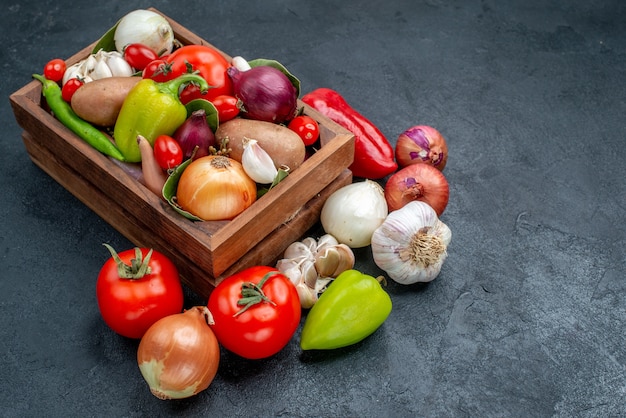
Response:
[113, 73, 209, 162]
[300, 269, 392, 350]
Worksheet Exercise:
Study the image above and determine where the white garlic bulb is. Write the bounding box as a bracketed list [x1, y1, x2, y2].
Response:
[371, 201, 451, 284]
[62, 50, 133, 85]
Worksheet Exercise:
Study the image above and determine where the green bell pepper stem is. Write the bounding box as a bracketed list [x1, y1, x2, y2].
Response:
[32, 74, 126, 161]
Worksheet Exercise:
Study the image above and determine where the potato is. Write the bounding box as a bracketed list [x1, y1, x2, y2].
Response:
[70, 77, 141, 127]
[215, 118, 306, 171]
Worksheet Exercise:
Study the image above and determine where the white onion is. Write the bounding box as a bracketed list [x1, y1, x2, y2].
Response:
[114, 9, 174, 55]
[320, 180, 388, 248]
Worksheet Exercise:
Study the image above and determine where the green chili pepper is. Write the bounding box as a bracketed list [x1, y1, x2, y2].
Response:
[300, 269, 392, 350]
[32, 74, 126, 161]
[113, 73, 209, 163]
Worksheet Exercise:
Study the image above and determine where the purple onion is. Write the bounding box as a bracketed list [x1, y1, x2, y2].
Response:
[173, 109, 216, 160]
[228, 66, 297, 124]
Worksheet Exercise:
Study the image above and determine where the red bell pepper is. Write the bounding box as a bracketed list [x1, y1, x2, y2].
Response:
[302, 88, 397, 179]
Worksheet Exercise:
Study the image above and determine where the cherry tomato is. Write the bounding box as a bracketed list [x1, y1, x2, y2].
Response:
[43, 58, 66, 83]
[142, 59, 173, 82]
[61, 78, 84, 102]
[211, 95, 240, 122]
[288, 115, 320, 146]
[96, 245, 184, 339]
[124, 43, 159, 71]
[178, 82, 204, 105]
[207, 266, 301, 359]
[153, 134, 183, 170]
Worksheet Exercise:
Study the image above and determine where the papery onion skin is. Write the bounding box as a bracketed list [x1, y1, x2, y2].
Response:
[137, 306, 220, 400]
[371, 201, 451, 284]
[177, 156, 257, 221]
[384, 163, 449, 216]
[228, 66, 298, 124]
[114, 10, 174, 55]
[395, 125, 448, 170]
[173, 109, 215, 160]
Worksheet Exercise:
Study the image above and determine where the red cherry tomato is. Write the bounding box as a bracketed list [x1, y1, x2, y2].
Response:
[178, 82, 204, 105]
[153, 134, 183, 170]
[124, 43, 159, 71]
[43, 58, 66, 83]
[211, 95, 240, 122]
[96, 246, 184, 339]
[61, 78, 84, 102]
[142, 59, 174, 82]
[207, 266, 301, 359]
[288, 115, 320, 146]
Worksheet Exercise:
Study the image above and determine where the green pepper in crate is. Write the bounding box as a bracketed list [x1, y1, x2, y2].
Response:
[113, 73, 209, 162]
[300, 269, 392, 350]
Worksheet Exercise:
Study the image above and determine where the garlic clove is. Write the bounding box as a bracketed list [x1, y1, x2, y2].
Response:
[93, 58, 113, 80]
[301, 237, 318, 254]
[241, 137, 278, 184]
[315, 233, 339, 254]
[302, 260, 319, 289]
[295, 282, 318, 309]
[275, 258, 302, 286]
[331, 244, 356, 277]
[283, 241, 314, 262]
[105, 52, 134, 77]
[315, 246, 341, 278]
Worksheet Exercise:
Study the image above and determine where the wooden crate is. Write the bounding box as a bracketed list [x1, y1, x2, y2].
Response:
[9, 9, 354, 298]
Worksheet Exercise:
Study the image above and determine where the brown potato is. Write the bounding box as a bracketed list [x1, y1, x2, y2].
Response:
[215, 118, 306, 170]
[70, 77, 141, 127]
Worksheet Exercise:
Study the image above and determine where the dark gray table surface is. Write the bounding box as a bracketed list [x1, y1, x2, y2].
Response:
[2, 1, 625, 416]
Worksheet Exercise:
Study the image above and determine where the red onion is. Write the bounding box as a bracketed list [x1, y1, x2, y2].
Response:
[384, 163, 449, 216]
[227, 66, 297, 124]
[395, 125, 448, 171]
[173, 109, 215, 160]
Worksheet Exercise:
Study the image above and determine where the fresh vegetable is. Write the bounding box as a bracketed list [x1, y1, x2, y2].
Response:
[176, 155, 257, 221]
[137, 135, 168, 197]
[211, 94, 240, 122]
[32, 74, 126, 161]
[164, 45, 234, 103]
[142, 58, 172, 82]
[124, 43, 159, 71]
[114, 9, 174, 55]
[113, 73, 208, 162]
[153, 134, 183, 170]
[300, 269, 392, 350]
[62, 50, 133, 85]
[215, 118, 306, 171]
[43, 58, 66, 83]
[395, 125, 448, 170]
[96, 245, 184, 339]
[70, 76, 141, 127]
[384, 163, 449, 215]
[207, 266, 301, 359]
[320, 180, 388, 248]
[276, 234, 355, 308]
[172, 109, 215, 160]
[228, 65, 298, 124]
[241, 138, 278, 184]
[302, 88, 397, 179]
[137, 306, 220, 400]
[288, 115, 320, 146]
[371, 201, 451, 284]
[61, 77, 84, 102]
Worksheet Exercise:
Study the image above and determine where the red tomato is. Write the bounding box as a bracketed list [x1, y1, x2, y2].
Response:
[124, 43, 159, 71]
[288, 115, 320, 146]
[43, 58, 66, 83]
[142, 59, 174, 82]
[208, 266, 301, 359]
[153, 134, 183, 170]
[211, 95, 240, 122]
[96, 246, 184, 339]
[178, 82, 203, 105]
[62, 78, 84, 102]
[165, 45, 234, 102]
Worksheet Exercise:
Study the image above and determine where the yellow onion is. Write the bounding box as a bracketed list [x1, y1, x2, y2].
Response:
[176, 155, 257, 221]
[137, 306, 220, 400]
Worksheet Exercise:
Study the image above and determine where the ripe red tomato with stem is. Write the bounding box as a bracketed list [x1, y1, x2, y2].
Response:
[211, 95, 240, 122]
[288, 115, 320, 146]
[96, 244, 184, 339]
[207, 266, 301, 359]
[124, 43, 159, 71]
[153, 134, 183, 170]
[142, 59, 173, 82]
[61, 77, 84, 102]
[43, 58, 66, 83]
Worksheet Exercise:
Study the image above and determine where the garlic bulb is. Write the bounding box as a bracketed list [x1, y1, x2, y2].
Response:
[320, 180, 388, 248]
[241, 137, 278, 184]
[62, 50, 133, 85]
[114, 9, 174, 55]
[371, 201, 451, 284]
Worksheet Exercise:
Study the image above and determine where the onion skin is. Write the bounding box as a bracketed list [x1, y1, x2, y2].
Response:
[137, 306, 220, 400]
[173, 109, 215, 160]
[228, 66, 297, 124]
[384, 164, 449, 215]
[176, 155, 257, 221]
[395, 125, 448, 170]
